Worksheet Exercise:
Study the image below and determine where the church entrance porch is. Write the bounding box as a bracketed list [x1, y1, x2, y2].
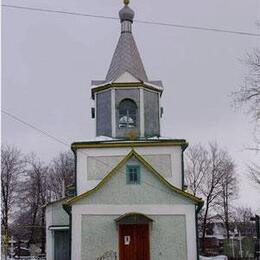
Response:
[119, 224, 150, 260]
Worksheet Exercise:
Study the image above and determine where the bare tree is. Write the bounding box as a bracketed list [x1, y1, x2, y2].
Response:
[17, 154, 49, 252]
[232, 49, 260, 190]
[48, 151, 75, 200]
[1, 147, 75, 257]
[215, 157, 238, 239]
[233, 49, 260, 127]
[1, 145, 25, 240]
[234, 207, 255, 236]
[185, 143, 237, 252]
[185, 144, 209, 196]
[248, 162, 260, 189]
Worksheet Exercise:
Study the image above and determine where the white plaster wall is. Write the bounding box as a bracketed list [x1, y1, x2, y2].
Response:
[87, 154, 172, 180]
[87, 155, 123, 180]
[76, 145, 183, 194]
[71, 204, 197, 260]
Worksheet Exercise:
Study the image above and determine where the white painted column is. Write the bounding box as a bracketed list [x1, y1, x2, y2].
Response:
[111, 88, 116, 138]
[94, 93, 97, 137]
[158, 92, 161, 136]
[140, 88, 144, 137]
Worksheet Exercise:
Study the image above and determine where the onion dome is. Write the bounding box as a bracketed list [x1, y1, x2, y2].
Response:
[105, 1, 148, 82]
[119, 4, 135, 23]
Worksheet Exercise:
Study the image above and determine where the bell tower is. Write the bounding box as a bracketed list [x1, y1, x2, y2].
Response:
[91, 1, 164, 139]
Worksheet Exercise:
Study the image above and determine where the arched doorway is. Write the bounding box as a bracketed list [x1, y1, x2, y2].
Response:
[115, 213, 153, 260]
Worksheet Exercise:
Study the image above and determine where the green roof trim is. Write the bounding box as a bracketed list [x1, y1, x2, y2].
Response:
[71, 139, 188, 151]
[91, 82, 163, 99]
[65, 149, 202, 206]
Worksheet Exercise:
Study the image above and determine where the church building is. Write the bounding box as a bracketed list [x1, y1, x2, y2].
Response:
[46, 1, 203, 259]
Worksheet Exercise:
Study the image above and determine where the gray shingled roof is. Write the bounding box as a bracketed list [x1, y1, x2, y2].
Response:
[105, 32, 148, 82]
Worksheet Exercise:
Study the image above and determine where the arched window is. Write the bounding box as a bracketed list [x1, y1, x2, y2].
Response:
[118, 99, 137, 128]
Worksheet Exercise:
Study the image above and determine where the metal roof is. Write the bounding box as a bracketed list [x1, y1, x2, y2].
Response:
[105, 32, 148, 82]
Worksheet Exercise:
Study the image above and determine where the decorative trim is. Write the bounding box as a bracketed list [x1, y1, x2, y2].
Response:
[65, 149, 202, 206]
[71, 140, 188, 150]
[91, 82, 163, 99]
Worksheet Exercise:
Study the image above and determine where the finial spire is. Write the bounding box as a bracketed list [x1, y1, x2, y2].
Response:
[105, 0, 148, 82]
[119, 0, 134, 26]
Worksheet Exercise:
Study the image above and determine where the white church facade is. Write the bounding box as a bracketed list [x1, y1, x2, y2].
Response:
[46, 2, 203, 259]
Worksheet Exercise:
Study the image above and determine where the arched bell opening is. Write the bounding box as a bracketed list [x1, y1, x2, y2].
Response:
[118, 99, 138, 129]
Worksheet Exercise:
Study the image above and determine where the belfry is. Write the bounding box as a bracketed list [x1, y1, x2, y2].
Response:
[46, 2, 203, 259]
[91, 1, 163, 139]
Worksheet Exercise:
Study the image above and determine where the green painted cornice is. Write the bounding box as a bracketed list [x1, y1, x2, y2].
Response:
[71, 139, 188, 151]
[91, 82, 163, 99]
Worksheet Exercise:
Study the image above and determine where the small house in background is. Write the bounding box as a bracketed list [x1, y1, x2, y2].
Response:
[45, 1, 203, 259]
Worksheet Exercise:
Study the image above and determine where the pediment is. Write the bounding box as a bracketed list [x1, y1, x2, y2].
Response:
[66, 150, 202, 206]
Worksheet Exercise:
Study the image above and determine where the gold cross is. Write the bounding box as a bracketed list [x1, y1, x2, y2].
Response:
[124, 0, 129, 5]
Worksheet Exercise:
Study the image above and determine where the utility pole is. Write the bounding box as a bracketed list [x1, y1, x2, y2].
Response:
[250, 215, 260, 260]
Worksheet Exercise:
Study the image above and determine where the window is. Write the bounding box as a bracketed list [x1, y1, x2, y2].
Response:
[118, 99, 137, 128]
[126, 165, 140, 184]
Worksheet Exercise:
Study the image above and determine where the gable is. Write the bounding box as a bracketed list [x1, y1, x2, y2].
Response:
[66, 150, 202, 206]
[114, 71, 141, 83]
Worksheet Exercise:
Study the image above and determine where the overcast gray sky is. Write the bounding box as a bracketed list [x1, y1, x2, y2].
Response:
[2, 0, 260, 209]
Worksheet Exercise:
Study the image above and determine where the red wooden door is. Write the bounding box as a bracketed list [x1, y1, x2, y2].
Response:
[119, 224, 150, 260]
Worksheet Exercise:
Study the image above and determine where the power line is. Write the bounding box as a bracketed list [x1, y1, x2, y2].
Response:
[1, 109, 69, 147]
[2, 109, 194, 199]
[136, 19, 260, 37]
[2, 4, 260, 37]
[2, 4, 118, 21]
